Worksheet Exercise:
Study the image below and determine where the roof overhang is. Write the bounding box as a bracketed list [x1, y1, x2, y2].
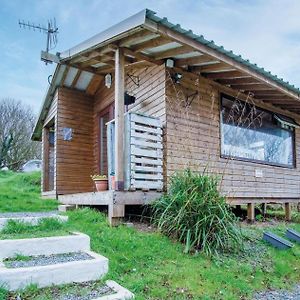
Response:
[60, 9, 148, 60]
[32, 8, 300, 141]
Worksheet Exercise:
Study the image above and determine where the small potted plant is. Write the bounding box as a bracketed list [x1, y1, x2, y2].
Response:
[91, 174, 108, 191]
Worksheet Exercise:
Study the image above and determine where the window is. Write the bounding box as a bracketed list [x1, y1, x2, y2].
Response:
[49, 129, 55, 146]
[220, 94, 297, 168]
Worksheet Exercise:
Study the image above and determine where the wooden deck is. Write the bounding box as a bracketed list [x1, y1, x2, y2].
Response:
[59, 190, 161, 225]
[58, 191, 162, 206]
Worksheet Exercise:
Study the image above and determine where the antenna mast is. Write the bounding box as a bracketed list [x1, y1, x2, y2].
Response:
[18, 19, 59, 65]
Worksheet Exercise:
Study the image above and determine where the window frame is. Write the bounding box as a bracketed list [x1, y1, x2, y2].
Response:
[219, 93, 296, 169]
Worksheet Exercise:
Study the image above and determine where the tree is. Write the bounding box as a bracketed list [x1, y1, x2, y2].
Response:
[0, 98, 41, 170]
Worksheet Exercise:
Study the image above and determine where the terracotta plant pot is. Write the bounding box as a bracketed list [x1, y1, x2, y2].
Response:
[94, 179, 108, 192]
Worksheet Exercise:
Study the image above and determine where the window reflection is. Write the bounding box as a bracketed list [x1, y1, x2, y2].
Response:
[220, 95, 295, 167]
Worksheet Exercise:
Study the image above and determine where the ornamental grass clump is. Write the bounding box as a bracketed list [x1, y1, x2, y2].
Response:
[151, 169, 243, 255]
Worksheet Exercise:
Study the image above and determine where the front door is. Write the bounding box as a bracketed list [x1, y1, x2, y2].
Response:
[98, 104, 114, 176]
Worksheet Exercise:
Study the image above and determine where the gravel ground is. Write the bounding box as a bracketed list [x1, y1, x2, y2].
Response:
[253, 285, 300, 300]
[58, 285, 114, 300]
[4, 252, 94, 268]
[0, 211, 59, 218]
[9, 281, 115, 299]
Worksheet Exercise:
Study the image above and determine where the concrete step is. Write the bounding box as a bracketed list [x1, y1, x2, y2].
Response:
[0, 211, 68, 230]
[0, 250, 108, 291]
[58, 204, 76, 212]
[98, 280, 134, 300]
[0, 232, 90, 259]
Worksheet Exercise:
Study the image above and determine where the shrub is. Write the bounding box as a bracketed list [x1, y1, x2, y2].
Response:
[0, 285, 8, 300]
[150, 169, 243, 255]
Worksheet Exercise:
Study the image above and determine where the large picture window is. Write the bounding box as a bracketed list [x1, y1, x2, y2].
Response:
[220, 94, 297, 168]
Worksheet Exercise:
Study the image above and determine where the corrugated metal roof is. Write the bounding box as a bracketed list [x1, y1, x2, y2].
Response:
[172, 51, 201, 59]
[145, 9, 300, 95]
[32, 8, 300, 141]
[64, 67, 79, 87]
[75, 71, 94, 90]
[143, 42, 181, 55]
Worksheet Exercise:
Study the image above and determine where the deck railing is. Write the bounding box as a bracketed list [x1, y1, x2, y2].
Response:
[107, 112, 163, 191]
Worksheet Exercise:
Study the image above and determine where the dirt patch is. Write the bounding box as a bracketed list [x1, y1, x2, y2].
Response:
[241, 219, 287, 229]
[125, 221, 156, 233]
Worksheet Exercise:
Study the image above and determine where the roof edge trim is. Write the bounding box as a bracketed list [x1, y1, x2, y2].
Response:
[60, 9, 148, 60]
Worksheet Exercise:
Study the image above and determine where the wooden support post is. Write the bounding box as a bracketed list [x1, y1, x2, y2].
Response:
[247, 203, 255, 223]
[261, 203, 267, 217]
[108, 204, 125, 226]
[114, 47, 125, 191]
[285, 203, 292, 222]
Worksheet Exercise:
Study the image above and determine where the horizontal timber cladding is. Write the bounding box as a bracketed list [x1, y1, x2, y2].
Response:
[165, 68, 300, 199]
[94, 64, 166, 119]
[42, 91, 58, 194]
[56, 88, 95, 195]
[93, 64, 167, 175]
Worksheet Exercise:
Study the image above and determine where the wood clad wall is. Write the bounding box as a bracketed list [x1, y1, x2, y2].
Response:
[93, 64, 166, 174]
[165, 68, 300, 199]
[42, 91, 58, 193]
[41, 128, 49, 192]
[55, 88, 95, 194]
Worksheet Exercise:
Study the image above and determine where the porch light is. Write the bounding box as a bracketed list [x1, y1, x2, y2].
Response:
[105, 73, 112, 88]
[165, 58, 174, 68]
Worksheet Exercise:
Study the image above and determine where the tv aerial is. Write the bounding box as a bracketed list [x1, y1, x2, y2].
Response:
[18, 18, 59, 65]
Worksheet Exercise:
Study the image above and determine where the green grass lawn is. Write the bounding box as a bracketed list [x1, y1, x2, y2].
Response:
[0, 171, 57, 212]
[0, 218, 70, 240]
[0, 171, 300, 300]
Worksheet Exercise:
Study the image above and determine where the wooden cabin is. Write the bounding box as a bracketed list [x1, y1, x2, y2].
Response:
[32, 9, 300, 224]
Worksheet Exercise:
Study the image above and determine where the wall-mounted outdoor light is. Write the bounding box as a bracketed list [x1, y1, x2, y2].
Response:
[165, 58, 175, 68]
[105, 73, 112, 88]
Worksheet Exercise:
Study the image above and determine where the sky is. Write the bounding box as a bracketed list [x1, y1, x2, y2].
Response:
[0, 0, 300, 114]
